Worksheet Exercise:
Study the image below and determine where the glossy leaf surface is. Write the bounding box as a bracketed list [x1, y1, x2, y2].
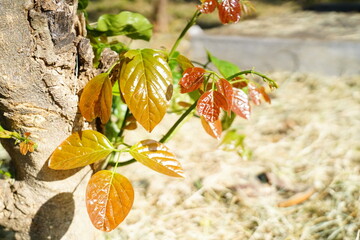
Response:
[218, 0, 241, 24]
[197, 90, 228, 122]
[119, 49, 173, 132]
[232, 88, 251, 120]
[93, 11, 152, 40]
[179, 67, 206, 93]
[79, 73, 112, 124]
[86, 170, 134, 232]
[207, 52, 240, 78]
[201, 116, 222, 140]
[216, 78, 233, 113]
[130, 139, 184, 178]
[197, 0, 217, 14]
[49, 130, 114, 170]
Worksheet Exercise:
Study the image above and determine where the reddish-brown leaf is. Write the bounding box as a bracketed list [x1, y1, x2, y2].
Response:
[216, 78, 233, 113]
[217, 0, 241, 24]
[79, 73, 112, 124]
[179, 67, 206, 93]
[248, 83, 262, 105]
[130, 139, 184, 178]
[231, 88, 251, 119]
[197, 0, 217, 14]
[197, 90, 228, 122]
[86, 170, 134, 232]
[200, 116, 222, 140]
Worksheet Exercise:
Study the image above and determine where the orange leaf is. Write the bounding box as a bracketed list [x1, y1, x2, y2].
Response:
[231, 88, 251, 119]
[216, 78, 233, 113]
[217, 0, 241, 24]
[19, 142, 29, 155]
[119, 49, 173, 132]
[130, 139, 184, 178]
[48, 130, 114, 170]
[86, 170, 134, 232]
[179, 67, 206, 93]
[197, 0, 217, 14]
[197, 90, 228, 122]
[79, 73, 113, 124]
[200, 116, 222, 140]
[259, 86, 271, 104]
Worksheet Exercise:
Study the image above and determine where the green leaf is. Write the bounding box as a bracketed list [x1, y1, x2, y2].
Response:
[94, 11, 153, 40]
[207, 51, 240, 78]
[130, 139, 184, 178]
[0, 125, 13, 139]
[220, 129, 245, 152]
[119, 49, 173, 132]
[49, 130, 114, 170]
[78, 0, 89, 10]
[86, 170, 134, 232]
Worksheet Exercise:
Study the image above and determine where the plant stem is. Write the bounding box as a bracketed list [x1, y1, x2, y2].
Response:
[227, 70, 278, 88]
[108, 100, 197, 168]
[159, 100, 197, 143]
[168, 10, 201, 59]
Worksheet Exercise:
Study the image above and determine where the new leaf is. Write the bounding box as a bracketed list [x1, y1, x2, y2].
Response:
[119, 49, 173, 132]
[197, 90, 228, 122]
[179, 67, 206, 93]
[49, 130, 114, 170]
[86, 170, 134, 232]
[217, 0, 241, 24]
[130, 139, 184, 178]
[79, 73, 112, 124]
[200, 116, 222, 140]
[232, 88, 251, 120]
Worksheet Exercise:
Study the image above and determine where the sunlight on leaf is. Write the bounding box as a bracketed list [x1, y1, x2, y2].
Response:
[201, 116, 222, 140]
[232, 88, 251, 120]
[86, 170, 134, 232]
[119, 49, 173, 132]
[79, 73, 112, 124]
[197, 90, 228, 122]
[179, 67, 206, 93]
[216, 78, 233, 113]
[197, 0, 217, 14]
[218, 0, 241, 24]
[49, 130, 114, 170]
[130, 139, 184, 178]
[94, 11, 153, 40]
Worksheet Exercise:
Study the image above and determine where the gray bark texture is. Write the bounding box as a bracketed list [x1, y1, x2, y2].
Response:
[0, 0, 108, 239]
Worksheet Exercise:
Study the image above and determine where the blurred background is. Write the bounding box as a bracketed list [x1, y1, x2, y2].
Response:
[2, 0, 360, 239]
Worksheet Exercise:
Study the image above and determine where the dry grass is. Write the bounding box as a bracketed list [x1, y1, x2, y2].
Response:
[104, 72, 360, 240]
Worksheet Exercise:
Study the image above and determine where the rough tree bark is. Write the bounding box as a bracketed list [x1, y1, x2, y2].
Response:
[0, 0, 106, 239]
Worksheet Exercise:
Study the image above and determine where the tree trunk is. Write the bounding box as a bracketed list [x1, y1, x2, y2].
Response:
[0, 0, 101, 239]
[153, 0, 169, 33]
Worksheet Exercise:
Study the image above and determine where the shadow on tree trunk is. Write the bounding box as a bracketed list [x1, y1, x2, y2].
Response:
[30, 192, 75, 240]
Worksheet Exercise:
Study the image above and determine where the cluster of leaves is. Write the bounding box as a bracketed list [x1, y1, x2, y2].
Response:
[0, 125, 37, 156]
[197, 0, 254, 24]
[45, 0, 278, 232]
